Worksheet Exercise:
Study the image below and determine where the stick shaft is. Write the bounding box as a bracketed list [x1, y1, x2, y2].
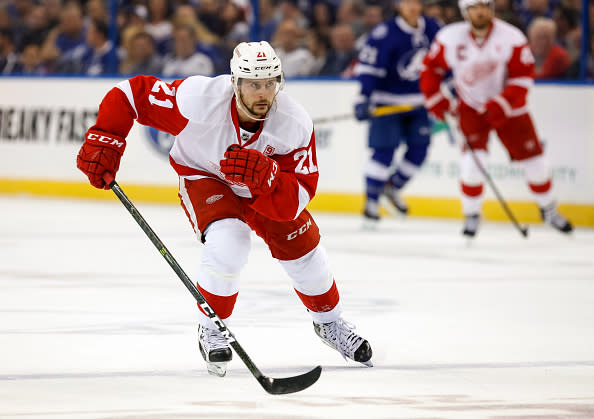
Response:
[313, 104, 417, 125]
[444, 114, 528, 238]
[105, 177, 267, 378]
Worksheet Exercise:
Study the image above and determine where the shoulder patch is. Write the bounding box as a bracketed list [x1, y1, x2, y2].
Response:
[371, 24, 388, 40]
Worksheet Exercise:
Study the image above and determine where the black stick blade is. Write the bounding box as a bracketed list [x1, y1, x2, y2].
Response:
[258, 366, 322, 395]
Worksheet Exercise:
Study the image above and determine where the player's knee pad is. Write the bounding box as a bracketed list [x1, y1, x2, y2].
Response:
[279, 244, 333, 295]
[460, 150, 488, 185]
[202, 218, 251, 276]
[520, 154, 550, 184]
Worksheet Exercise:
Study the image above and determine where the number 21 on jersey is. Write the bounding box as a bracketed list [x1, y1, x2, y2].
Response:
[148, 81, 175, 109]
[294, 147, 318, 175]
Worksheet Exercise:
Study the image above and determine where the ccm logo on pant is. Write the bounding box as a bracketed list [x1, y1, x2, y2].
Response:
[287, 218, 312, 240]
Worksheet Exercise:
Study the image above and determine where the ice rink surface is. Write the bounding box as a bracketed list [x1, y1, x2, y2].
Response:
[1, 195, 593, 419]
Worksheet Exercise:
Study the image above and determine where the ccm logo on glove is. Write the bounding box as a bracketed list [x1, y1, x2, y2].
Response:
[86, 132, 126, 148]
[76, 129, 127, 190]
[220, 146, 279, 196]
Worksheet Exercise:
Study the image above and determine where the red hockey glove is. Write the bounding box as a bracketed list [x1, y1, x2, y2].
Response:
[220, 146, 279, 196]
[425, 93, 451, 121]
[483, 98, 508, 128]
[76, 129, 126, 189]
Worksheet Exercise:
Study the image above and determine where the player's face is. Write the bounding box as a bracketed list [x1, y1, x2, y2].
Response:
[398, 0, 423, 25]
[466, 3, 493, 30]
[238, 78, 277, 118]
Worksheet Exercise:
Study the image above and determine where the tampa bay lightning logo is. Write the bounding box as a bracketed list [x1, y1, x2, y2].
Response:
[397, 48, 428, 81]
[146, 127, 175, 158]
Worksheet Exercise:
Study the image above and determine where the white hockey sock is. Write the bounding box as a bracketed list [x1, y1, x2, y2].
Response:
[460, 150, 487, 215]
[196, 218, 251, 327]
[520, 155, 555, 208]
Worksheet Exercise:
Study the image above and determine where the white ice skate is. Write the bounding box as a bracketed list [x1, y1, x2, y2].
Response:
[362, 200, 380, 231]
[382, 183, 409, 215]
[462, 214, 480, 238]
[313, 318, 373, 367]
[540, 203, 574, 234]
[198, 324, 233, 377]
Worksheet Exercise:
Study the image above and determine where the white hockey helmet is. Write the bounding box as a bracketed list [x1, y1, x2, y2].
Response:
[458, 0, 494, 19]
[230, 41, 284, 121]
[230, 41, 283, 83]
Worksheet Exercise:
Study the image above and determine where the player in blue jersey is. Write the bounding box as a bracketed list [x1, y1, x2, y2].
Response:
[353, 0, 441, 225]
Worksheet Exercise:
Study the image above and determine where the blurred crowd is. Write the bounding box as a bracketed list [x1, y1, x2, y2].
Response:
[0, 0, 592, 79]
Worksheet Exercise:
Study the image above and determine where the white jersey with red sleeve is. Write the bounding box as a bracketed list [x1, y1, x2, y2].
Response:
[91, 74, 318, 221]
[421, 18, 535, 116]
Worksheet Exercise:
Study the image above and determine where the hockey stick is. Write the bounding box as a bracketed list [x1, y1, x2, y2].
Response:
[102, 173, 322, 394]
[313, 103, 417, 125]
[444, 113, 529, 238]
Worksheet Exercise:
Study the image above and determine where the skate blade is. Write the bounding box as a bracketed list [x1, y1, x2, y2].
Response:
[206, 361, 228, 377]
[379, 196, 408, 216]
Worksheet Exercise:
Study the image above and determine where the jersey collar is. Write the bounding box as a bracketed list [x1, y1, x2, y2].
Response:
[469, 20, 495, 48]
[395, 15, 425, 34]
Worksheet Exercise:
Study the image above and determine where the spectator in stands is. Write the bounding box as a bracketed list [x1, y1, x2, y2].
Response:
[172, 4, 228, 75]
[162, 24, 214, 77]
[528, 17, 571, 79]
[220, 1, 250, 50]
[494, 0, 522, 29]
[84, 0, 108, 29]
[566, 30, 594, 79]
[20, 5, 50, 50]
[319, 23, 358, 76]
[0, 28, 19, 74]
[277, 0, 309, 29]
[307, 29, 331, 74]
[119, 30, 163, 75]
[310, 1, 336, 38]
[41, 2, 87, 73]
[0, 6, 11, 32]
[14, 42, 47, 75]
[12, 0, 34, 29]
[145, 0, 173, 55]
[42, 0, 62, 30]
[516, 0, 553, 31]
[272, 19, 316, 77]
[54, 3, 86, 55]
[442, 1, 462, 24]
[81, 18, 118, 75]
[118, 3, 148, 34]
[552, 5, 579, 50]
[197, 0, 226, 38]
[259, 0, 281, 42]
[336, 0, 364, 38]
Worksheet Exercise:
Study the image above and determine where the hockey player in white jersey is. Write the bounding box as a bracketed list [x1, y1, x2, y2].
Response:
[419, 0, 573, 237]
[76, 41, 372, 376]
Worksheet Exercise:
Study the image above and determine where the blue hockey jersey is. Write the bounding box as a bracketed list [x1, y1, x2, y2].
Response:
[354, 15, 441, 108]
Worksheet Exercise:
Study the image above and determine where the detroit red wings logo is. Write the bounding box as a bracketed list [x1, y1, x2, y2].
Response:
[460, 60, 499, 86]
